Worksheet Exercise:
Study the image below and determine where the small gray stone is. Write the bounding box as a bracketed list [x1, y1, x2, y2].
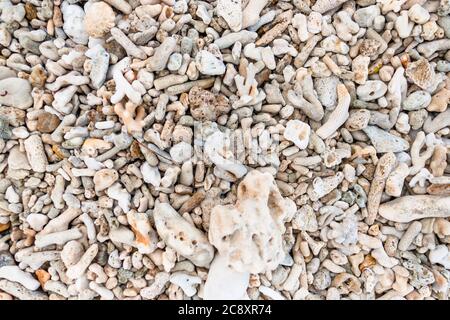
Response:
[313, 269, 331, 291]
[436, 60, 450, 72]
[341, 191, 357, 206]
[19, 35, 41, 55]
[117, 268, 134, 284]
[95, 243, 109, 266]
[181, 37, 193, 55]
[0, 118, 12, 140]
[167, 53, 183, 72]
[0, 251, 15, 268]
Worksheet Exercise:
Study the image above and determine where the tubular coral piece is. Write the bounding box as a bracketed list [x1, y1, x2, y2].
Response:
[103, 0, 132, 14]
[424, 109, 450, 133]
[66, 244, 99, 280]
[233, 63, 266, 109]
[110, 27, 146, 59]
[387, 67, 407, 108]
[417, 39, 450, 58]
[297, 68, 324, 117]
[255, 10, 292, 46]
[153, 202, 214, 267]
[287, 87, 323, 122]
[46, 71, 90, 91]
[0, 266, 40, 290]
[366, 152, 396, 225]
[111, 58, 143, 105]
[146, 36, 177, 72]
[316, 84, 351, 139]
[294, 35, 321, 68]
[409, 132, 437, 175]
[34, 228, 83, 248]
[386, 163, 410, 197]
[379, 196, 450, 223]
[40, 208, 81, 235]
[214, 30, 258, 49]
[114, 101, 146, 135]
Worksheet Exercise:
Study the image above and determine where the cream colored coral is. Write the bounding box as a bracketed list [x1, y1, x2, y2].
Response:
[316, 84, 351, 139]
[427, 87, 450, 113]
[153, 202, 214, 267]
[208, 170, 296, 274]
[84, 2, 116, 38]
[366, 152, 396, 225]
[233, 63, 266, 108]
[114, 101, 146, 135]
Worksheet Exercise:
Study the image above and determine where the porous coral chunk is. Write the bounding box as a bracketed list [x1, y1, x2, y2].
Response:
[208, 170, 296, 274]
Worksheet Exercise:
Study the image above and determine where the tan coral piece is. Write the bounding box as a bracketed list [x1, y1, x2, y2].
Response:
[430, 145, 447, 177]
[427, 87, 450, 112]
[255, 10, 292, 46]
[81, 138, 113, 157]
[84, 2, 116, 38]
[366, 152, 397, 225]
[405, 58, 435, 90]
[35, 269, 50, 288]
[127, 211, 158, 254]
[208, 170, 296, 274]
[114, 101, 147, 135]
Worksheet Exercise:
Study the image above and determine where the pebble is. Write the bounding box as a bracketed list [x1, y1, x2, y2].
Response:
[36, 112, 61, 133]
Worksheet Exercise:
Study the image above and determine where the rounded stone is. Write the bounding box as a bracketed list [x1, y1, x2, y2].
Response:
[36, 112, 61, 133]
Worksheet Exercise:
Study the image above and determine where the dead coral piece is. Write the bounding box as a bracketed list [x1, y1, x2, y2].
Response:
[114, 101, 147, 136]
[366, 152, 397, 225]
[405, 58, 436, 91]
[209, 170, 296, 274]
[379, 196, 450, 223]
[188, 86, 230, 121]
[154, 202, 214, 267]
[84, 2, 115, 38]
